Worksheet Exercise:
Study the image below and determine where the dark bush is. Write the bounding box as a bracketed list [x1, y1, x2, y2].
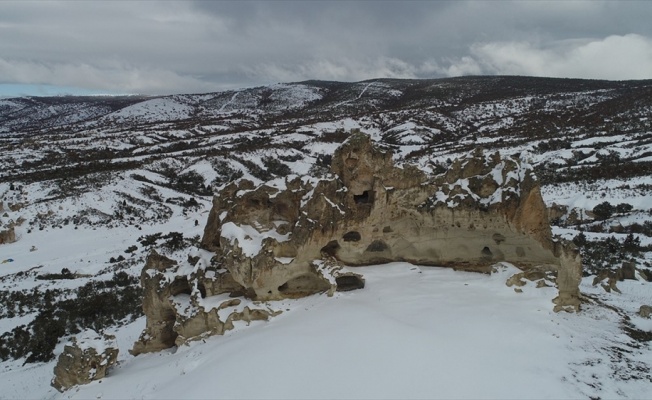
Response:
[262, 157, 291, 177]
[36, 268, 75, 281]
[592, 201, 614, 221]
[573, 233, 643, 275]
[616, 203, 633, 214]
[171, 170, 211, 196]
[161, 232, 185, 252]
[0, 272, 142, 363]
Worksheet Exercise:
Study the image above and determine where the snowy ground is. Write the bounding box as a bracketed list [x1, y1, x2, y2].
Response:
[1, 78, 652, 399]
[1, 166, 651, 399]
[1, 259, 650, 399]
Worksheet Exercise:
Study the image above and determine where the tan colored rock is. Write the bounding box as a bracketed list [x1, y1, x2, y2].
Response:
[640, 305, 652, 318]
[506, 268, 555, 289]
[201, 130, 581, 307]
[51, 331, 118, 392]
[619, 261, 637, 280]
[130, 249, 291, 354]
[8, 202, 23, 212]
[135, 130, 583, 355]
[130, 250, 182, 355]
[0, 224, 16, 245]
[548, 203, 568, 223]
[592, 269, 622, 295]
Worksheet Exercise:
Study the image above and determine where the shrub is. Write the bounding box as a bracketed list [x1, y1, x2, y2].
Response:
[616, 203, 633, 214]
[0, 272, 142, 363]
[161, 232, 185, 252]
[592, 201, 614, 220]
[573, 233, 643, 275]
[262, 157, 291, 177]
[36, 268, 75, 281]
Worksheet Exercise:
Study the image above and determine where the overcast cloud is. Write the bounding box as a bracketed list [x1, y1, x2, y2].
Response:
[1, 0, 651, 96]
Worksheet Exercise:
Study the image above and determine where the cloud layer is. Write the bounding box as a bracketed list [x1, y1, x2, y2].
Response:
[1, 1, 651, 95]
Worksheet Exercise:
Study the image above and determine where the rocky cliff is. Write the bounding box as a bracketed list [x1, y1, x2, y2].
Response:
[132, 130, 581, 354]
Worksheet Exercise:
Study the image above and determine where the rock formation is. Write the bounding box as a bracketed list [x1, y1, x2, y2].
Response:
[133, 130, 582, 354]
[640, 305, 652, 319]
[0, 224, 16, 245]
[51, 331, 118, 392]
[130, 249, 288, 355]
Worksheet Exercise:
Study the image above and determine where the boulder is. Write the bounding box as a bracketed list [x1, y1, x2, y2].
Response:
[0, 225, 16, 245]
[639, 268, 652, 282]
[51, 331, 118, 392]
[619, 261, 637, 281]
[640, 305, 652, 318]
[548, 203, 568, 223]
[592, 270, 621, 294]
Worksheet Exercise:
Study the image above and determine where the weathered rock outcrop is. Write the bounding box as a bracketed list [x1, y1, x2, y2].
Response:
[130, 249, 287, 355]
[640, 305, 652, 319]
[133, 130, 582, 354]
[51, 331, 118, 392]
[201, 131, 581, 308]
[0, 224, 16, 245]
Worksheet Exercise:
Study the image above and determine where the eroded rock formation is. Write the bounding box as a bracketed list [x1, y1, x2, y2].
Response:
[133, 130, 582, 354]
[201, 131, 580, 306]
[130, 249, 289, 355]
[0, 224, 16, 245]
[51, 331, 118, 392]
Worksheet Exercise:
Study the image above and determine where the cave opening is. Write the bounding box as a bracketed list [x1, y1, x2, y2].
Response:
[197, 282, 207, 298]
[335, 275, 365, 292]
[170, 277, 192, 296]
[353, 190, 373, 204]
[320, 240, 340, 257]
[343, 231, 362, 242]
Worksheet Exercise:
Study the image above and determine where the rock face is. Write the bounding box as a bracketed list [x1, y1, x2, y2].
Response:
[130, 249, 288, 355]
[51, 331, 118, 392]
[201, 131, 581, 308]
[133, 130, 582, 354]
[0, 224, 16, 245]
[640, 305, 652, 319]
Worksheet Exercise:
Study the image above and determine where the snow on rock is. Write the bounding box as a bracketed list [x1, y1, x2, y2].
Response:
[51, 330, 119, 392]
[199, 130, 581, 314]
[220, 222, 290, 257]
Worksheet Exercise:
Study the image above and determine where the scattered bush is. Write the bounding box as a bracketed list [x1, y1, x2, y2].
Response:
[573, 232, 644, 275]
[262, 157, 291, 177]
[592, 201, 614, 221]
[0, 272, 142, 363]
[36, 268, 75, 281]
[171, 171, 211, 196]
[616, 203, 633, 214]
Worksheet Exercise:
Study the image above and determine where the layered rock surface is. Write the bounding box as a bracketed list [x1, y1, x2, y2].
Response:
[51, 331, 118, 392]
[133, 130, 582, 354]
[201, 131, 581, 304]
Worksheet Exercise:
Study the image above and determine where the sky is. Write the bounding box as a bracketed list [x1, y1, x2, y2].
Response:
[1, 0, 652, 97]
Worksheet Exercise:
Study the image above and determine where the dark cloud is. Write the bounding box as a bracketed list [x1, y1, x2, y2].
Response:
[1, 1, 651, 95]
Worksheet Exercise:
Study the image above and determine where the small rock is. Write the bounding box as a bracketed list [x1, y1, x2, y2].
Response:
[619, 261, 636, 281]
[51, 331, 118, 392]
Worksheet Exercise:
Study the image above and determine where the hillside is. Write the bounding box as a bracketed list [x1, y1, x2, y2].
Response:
[1, 76, 651, 399]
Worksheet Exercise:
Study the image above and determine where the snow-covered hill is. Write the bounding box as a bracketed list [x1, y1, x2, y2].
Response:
[1, 76, 651, 399]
